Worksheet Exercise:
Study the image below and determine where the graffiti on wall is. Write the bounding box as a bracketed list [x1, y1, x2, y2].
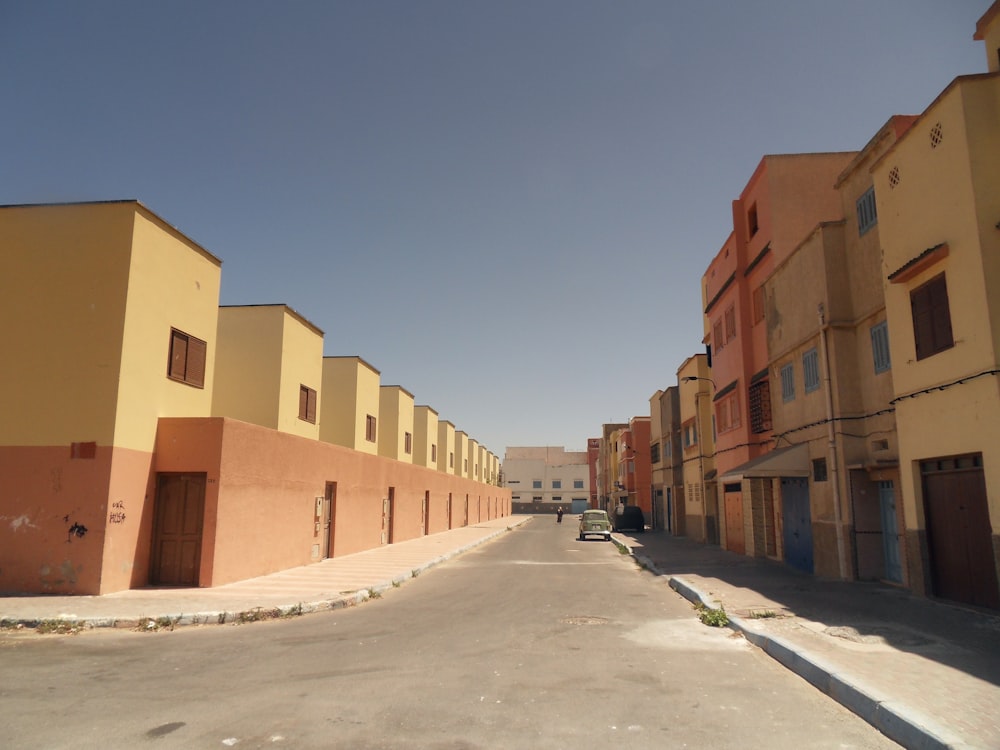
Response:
[64, 517, 88, 542]
[109, 501, 126, 525]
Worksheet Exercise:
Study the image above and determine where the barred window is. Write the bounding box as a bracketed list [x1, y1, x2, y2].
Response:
[749, 379, 772, 434]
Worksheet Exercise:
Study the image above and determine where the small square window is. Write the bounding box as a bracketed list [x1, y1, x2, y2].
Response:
[573, 479, 584, 489]
[813, 458, 828, 482]
[168, 328, 207, 388]
[552, 480, 561, 489]
[532, 480, 542, 489]
[298, 385, 317, 423]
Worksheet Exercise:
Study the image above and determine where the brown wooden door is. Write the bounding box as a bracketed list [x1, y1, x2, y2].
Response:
[724, 487, 745, 555]
[923, 459, 999, 609]
[151, 474, 205, 586]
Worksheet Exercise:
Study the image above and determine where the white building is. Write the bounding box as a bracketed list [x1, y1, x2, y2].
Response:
[503, 446, 590, 514]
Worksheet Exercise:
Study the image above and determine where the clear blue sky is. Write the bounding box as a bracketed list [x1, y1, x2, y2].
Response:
[1, 1, 991, 455]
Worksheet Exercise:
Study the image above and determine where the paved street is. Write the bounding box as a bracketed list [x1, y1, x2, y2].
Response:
[0, 518, 898, 749]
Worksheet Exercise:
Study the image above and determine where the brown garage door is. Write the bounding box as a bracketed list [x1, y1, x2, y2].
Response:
[922, 455, 999, 610]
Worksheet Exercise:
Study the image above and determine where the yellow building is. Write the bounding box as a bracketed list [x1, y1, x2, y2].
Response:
[468, 439, 480, 481]
[677, 354, 717, 544]
[378, 385, 415, 462]
[319, 356, 380, 454]
[437, 420, 456, 474]
[455, 430, 470, 479]
[213, 305, 323, 440]
[0, 200, 222, 594]
[412, 405, 439, 468]
[871, 31, 1000, 608]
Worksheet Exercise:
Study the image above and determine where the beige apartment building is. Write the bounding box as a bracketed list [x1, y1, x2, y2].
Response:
[871, 44, 1000, 608]
[677, 354, 717, 543]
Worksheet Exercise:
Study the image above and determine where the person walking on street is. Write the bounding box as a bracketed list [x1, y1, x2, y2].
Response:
[556, 507, 564, 523]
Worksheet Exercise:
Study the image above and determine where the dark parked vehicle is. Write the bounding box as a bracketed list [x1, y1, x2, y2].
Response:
[613, 505, 645, 532]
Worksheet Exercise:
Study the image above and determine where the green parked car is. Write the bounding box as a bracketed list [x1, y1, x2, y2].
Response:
[578, 509, 612, 541]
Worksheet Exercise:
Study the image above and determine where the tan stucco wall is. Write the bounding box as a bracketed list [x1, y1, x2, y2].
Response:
[116, 209, 221, 451]
[1, 203, 135, 447]
[413, 405, 438, 468]
[437, 420, 456, 474]
[378, 386, 414, 462]
[455, 431, 469, 478]
[319, 356, 380, 454]
[873, 75, 1000, 536]
[213, 306, 323, 439]
[276, 310, 323, 439]
[213, 306, 283, 429]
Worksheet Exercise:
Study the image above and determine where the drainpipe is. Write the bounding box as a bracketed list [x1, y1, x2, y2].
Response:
[818, 303, 848, 580]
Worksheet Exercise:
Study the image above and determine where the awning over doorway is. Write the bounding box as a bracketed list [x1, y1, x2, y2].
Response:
[719, 443, 810, 481]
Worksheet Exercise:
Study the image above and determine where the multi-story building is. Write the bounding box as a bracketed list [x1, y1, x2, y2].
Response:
[677, 354, 717, 543]
[610, 418, 652, 520]
[649, 387, 683, 533]
[595, 423, 627, 512]
[704, 152, 857, 555]
[503, 446, 590, 514]
[755, 117, 916, 580]
[586, 438, 600, 509]
[870, 10, 1000, 609]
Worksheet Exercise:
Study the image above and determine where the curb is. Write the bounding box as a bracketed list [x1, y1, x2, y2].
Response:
[618, 537, 963, 750]
[1, 522, 521, 633]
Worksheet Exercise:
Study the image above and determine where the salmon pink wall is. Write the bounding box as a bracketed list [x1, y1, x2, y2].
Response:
[0, 446, 112, 594]
[154, 418, 510, 588]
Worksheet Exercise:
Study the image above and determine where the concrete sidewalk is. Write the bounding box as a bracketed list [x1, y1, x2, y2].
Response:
[616, 529, 1000, 750]
[0, 516, 529, 629]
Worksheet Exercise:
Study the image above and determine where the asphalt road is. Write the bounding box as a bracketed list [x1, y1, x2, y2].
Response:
[0, 518, 900, 749]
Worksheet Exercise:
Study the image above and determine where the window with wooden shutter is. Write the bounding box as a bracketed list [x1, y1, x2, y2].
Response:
[299, 385, 317, 424]
[366, 414, 377, 442]
[713, 320, 724, 351]
[911, 273, 953, 361]
[167, 328, 207, 388]
[724, 305, 737, 341]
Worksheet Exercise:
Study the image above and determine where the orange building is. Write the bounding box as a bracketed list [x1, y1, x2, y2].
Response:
[702, 153, 856, 555]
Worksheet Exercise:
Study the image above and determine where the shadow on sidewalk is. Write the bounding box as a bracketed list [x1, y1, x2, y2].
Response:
[619, 529, 1000, 688]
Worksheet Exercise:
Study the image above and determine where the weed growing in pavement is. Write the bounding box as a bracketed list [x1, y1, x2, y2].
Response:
[367, 588, 382, 599]
[411, 568, 420, 578]
[392, 580, 401, 588]
[36, 619, 85, 635]
[749, 609, 778, 619]
[696, 604, 729, 627]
